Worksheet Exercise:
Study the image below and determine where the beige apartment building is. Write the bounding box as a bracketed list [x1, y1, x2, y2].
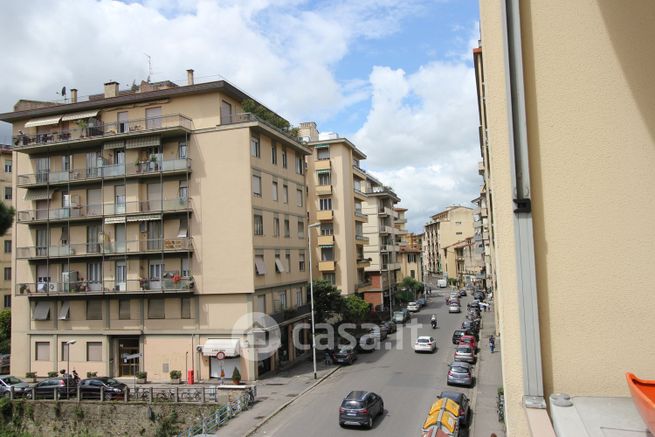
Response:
[300, 122, 370, 296]
[394, 209, 423, 282]
[0, 145, 13, 308]
[0, 73, 312, 383]
[446, 237, 483, 286]
[477, 1, 655, 435]
[423, 206, 474, 280]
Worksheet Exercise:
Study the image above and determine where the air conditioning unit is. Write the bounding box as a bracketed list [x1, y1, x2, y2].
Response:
[48, 283, 58, 292]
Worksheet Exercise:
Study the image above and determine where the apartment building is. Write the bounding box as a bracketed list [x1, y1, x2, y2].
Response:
[300, 122, 370, 295]
[423, 217, 439, 277]
[446, 237, 483, 286]
[471, 194, 494, 292]
[394, 210, 423, 282]
[477, 1, 655, 435]
[0, 72, 311, 382]
[361, 175, 401, 309]
[423, 206, 474, 280]
[0, 145, 13, 308]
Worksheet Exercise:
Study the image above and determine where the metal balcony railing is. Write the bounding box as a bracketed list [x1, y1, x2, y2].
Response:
[12, 114, 193, 150]
[16, 277, 195, 297]
[16, 237, 193, 259]
[220, 112, 300, 143]
[270, 303, 311, 324]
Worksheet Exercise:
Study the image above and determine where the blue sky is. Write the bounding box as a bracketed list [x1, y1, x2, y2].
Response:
[0, 0, 481, 232]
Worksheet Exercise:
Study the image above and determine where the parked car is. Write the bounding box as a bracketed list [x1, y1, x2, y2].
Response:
[407, 302, 420, 312]
[458, 334, 478, 352]
[358, 334, 379, 352]
[437, 390, 472, 427]
[416, 298, 426, 307]
[413, 336, 437, 353]
[437, 279, 447, 288]
[474, 291, 485, 301]
[452, 329, 476, 345]
[369, 325, 388, 341]
[339, 391, 384, 428]
[333, 347, 358, 365]
[461, 320, 480, 334]
[393, 310, 410, 325]
[447, 361, 473, 387]
[381, 320, 397, 334]
[79, 377, 128, 400]
[0, 376, 30, 398]
[448, 302, 461, 313]
[26, 377, 77, 399]
[454, 345, 477, 364]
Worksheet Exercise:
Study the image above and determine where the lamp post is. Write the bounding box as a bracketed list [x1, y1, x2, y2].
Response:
[308, 223, 321, 379]
[65, 340, 76, 393]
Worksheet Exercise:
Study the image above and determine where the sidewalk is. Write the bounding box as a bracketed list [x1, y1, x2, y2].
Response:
[471, 306, 506, 437]
[216, 357, 339, 436]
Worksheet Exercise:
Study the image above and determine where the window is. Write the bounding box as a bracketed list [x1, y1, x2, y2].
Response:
[87, 262, 102, 288]
[297, 220, 304, 239]
[285, 253, 291, 272]
[273, 217, 280, 237]
[318, 172, 331, 185]
[118, 111, 128, 133]
[181, 297, 191, 319]
[295, 154, 304, 174]
[86, 342, 102, 362]
[35, 342, 50, 361]
[282, 148, 288, 168]
[33, 301, 50, 320]
[2, 296, 9, 308]
[3, 187, 10, 201]
[319, 198, 332, 210]
[256, 295, 266, 313]
[221, 100, 233, 124]
[284, 219, 290, 238]
[254, 214, 264, 235]
[255, 255, 266, 275]
[320, 223, 333, 236]
[323, 273, 336, 285]
[274, 256, 285, 273]
[4, 160, 12, 173]
[296, 188, 303, 207]
[299, 252, 305, 271]
[148, 298, 165, 319]
[296, 289, 303, 306]
[271, 144, 277, 165]
[3, 267, 10, 281]
[272, 181, 278, 201]
[179, 142, 188, 159]
[119, 299, 130, 320]
[250, 137, 260, 157]
[279, 291, 287, 309]
[145, 107, 162, 129]
[61, 342, 70, 361]
[252, 175, 262, 197]
[317, 148, 330, 160]
[411, 269, 416, 278]
[179, 180, 188, 200]
[86, 300, 102, 320]
[2, 241, 9, 253]
[282, 185, 288, 204]
[181, 258, 190, 277]
[177, 217, 189, 238]
[321, 247, 334, 261]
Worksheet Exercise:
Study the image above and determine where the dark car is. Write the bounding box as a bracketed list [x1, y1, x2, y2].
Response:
[79, 377, 128, 400]
[459, 289, 467, 297]
[473, 291, 485, 301]
[339, 391, 384, 429]
[382, 320, 397, 334]
[438, 390, 471, 427]
[447, 361, 473, 387]
[333, 347, 358, 365]
[0, 376, 30, 397]
[452, 329, 476, 345]
[26, 377, 77, 399]
[462, 320, 480, 334]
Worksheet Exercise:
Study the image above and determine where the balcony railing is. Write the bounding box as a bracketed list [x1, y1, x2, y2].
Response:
[16, 277, 195, 297]
[353, 187, 367, 196]
[270, 303, 311, 324]
[354, 210, 366, 218]
[18, 198, 190, 223]
[220, 112, 300, 143]
[355, 234, 369, 243]
[12, 114, 193, 150]
[18, 158, 191, 187]
[17, 237, 193, 259]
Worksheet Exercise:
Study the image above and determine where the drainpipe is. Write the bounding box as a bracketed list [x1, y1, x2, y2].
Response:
[501, 0, 546, 410]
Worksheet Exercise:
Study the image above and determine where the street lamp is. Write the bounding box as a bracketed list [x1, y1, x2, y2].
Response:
[308, 222, 321, 379]
[65, 340, 76, 390]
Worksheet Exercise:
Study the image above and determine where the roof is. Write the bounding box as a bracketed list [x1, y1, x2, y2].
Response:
[345, 391, 369, 400]
[307, 138, 367, 160]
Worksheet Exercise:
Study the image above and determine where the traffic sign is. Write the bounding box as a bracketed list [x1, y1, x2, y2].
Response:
[216, 351, 226, 360]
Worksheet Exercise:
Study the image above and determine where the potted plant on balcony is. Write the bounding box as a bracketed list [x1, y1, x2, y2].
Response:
[25, 372, 36, 383]
[231, 368, 241, 385]
[136, 371, 147, 384]
[169, 370, 182, 384]
[76, 119, 88, 138]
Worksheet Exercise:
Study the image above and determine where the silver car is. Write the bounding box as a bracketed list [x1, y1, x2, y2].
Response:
[448, 302, 461, 313]
[454, 345, 476, 363]
[447, 361, 473, 387]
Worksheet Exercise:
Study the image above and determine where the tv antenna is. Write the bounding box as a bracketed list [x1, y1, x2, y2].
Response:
[144, 53, 153, 83]
[57, 86, 67, 102]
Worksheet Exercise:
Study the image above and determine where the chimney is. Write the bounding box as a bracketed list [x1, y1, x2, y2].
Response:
[186, 69, 194, 86]
[70, 89, 78, 103]
[104, 81, 119, 98]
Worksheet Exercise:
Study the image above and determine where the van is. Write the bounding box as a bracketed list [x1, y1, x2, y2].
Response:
[437, 279, 447, 288]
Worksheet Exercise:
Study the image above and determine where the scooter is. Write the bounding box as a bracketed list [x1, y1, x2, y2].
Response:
[431, 319, 437, 329]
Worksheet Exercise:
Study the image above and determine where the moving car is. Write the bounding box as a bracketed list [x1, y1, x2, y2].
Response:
[413, 336, 437, 353]
[333, 347, 357, 365]
[458, 334, 478, 352]
[454, 344, 476, 364]
[447, 362, 473, 387]
[438, 391, 472, 428]
[79, 377, 128, 400]
[0, 376, 30, 398]
[448, 302, 461, 313]
[26, 377, 77, 399]
[339, 391, 384, 428]
[407, 302, 420, 312]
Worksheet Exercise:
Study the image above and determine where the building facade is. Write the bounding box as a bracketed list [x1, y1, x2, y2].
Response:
[423, 206, 474, 280]
[1, 73, 311, 382]
[0, 145, 13, 309]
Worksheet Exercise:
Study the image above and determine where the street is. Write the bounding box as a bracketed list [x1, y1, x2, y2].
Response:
[252, 288, 475, 436]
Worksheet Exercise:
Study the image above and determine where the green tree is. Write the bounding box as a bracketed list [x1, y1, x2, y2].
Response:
[341, 295, 370, 325]
[395, 290, 414, 303]
[401, 276, 424, 296]
[0, 309, 10, 354]
[242, 99, 291, 131]
[0, 203, 14, 237]
[311, 280, 343, 323]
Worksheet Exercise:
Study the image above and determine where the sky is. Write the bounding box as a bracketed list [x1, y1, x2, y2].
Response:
[0, 0, 481, 233]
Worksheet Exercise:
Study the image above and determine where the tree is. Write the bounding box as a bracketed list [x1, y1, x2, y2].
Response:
[0, 309, 10, 354]
[395, 290, 414, 303]
[341, 295, 370, 325]
[0, 203, 14, 237]
[401, 276, 424, 296]
[242, 99, 291, 131]
[311, 280, 343, 323]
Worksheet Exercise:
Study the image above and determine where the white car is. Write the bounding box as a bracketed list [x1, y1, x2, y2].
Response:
[414, 336, 437, 353]
[407, 302, 420, 312]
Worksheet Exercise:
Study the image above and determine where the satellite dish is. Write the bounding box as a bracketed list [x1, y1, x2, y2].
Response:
[61, 86, 66, 96]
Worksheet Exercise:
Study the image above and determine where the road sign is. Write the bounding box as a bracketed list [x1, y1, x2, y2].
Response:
[216, 351, 226, 360]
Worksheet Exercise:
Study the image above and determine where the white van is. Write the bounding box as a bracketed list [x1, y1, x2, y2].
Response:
[437, 279, 447, 288]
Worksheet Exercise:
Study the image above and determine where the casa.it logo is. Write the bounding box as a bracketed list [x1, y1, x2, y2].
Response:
[233, 312, 281, 362]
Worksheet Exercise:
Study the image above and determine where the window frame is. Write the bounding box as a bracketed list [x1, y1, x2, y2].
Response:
[250, 136, 261, 158]
[254, 214, 264, 236]
[86, 342, 103, 362]
[252, 175, 262, 197]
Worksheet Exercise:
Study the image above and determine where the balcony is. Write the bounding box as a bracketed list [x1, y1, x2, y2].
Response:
[17, 158, 192, 187]
[378, 225, 393, 234]
[378, 206, 392, 217]
[478, 161, 485, 175]
[16, 237, 194, 260]
[317, 235, 334, 246]
[354, 210, 367, 222]
[381, 262, 401, 271]
[16, 277, 195, 297]
[357, 258, 371, 267]
[270, 303, 311, 324]
[12, 114, 193, 153]
[318, 260, 336, 271]
[395, 217, 407, 224]
[314, 160, 331, 171]
[17, 197, 191, 224]
[316, 210, 333, 221]
[474, 220, 483, 228]
[315, 184, 332, 196]
[355, 234, 369, 244]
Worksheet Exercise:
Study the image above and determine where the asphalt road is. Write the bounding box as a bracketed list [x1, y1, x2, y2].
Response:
[252, 288, 475, 436]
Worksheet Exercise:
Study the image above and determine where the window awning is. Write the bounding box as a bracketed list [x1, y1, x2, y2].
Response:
[105, 217, 126, 224]
[58, 301, 70, 320]
[126, 135, 160, 149]
[316, 169, 331, 175]
[274, 257, 286, 273]
[254, 257, 266, 275]
[177, 219, 188, 238]
[201, 338, 240, 357]
[126, 214, 161, 222]
[104, 140, 125, 150]
[24, 116, 63, 128]
[33, 301, 50, 321]
[314, 143, 330, 149]
[24, 188, 55, 201]
[61, 110, 99, 122]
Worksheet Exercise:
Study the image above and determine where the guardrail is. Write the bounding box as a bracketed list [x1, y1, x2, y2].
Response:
[177, 388, 256, 437]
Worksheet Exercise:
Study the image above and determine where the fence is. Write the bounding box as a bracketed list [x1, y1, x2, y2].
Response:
[177, 389, 256, 436]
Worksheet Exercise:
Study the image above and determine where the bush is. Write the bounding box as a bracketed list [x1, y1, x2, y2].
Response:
[86, 371, 97, 378]
[47, 371, 58, 378]
[25, 372, 36, 379]
[136, 371, 147, 380]
[169, 370, 181, 380]
[231, 368, 241, 384]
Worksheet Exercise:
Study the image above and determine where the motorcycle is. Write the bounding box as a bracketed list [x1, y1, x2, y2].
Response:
[431, 319, 437, 329]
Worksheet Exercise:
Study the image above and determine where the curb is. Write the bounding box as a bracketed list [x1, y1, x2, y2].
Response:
[469, 311, 495, 437]
[243, 365, 342, 436]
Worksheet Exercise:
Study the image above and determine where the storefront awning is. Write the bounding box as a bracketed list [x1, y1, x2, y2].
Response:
[202, 339, 240, 357]
[126, 135, 160, 149]
[61, 110, 99, 121]
[126, 214, 160, 222]
[24, 116, 63, 128]
[24, 188, 55, 201]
